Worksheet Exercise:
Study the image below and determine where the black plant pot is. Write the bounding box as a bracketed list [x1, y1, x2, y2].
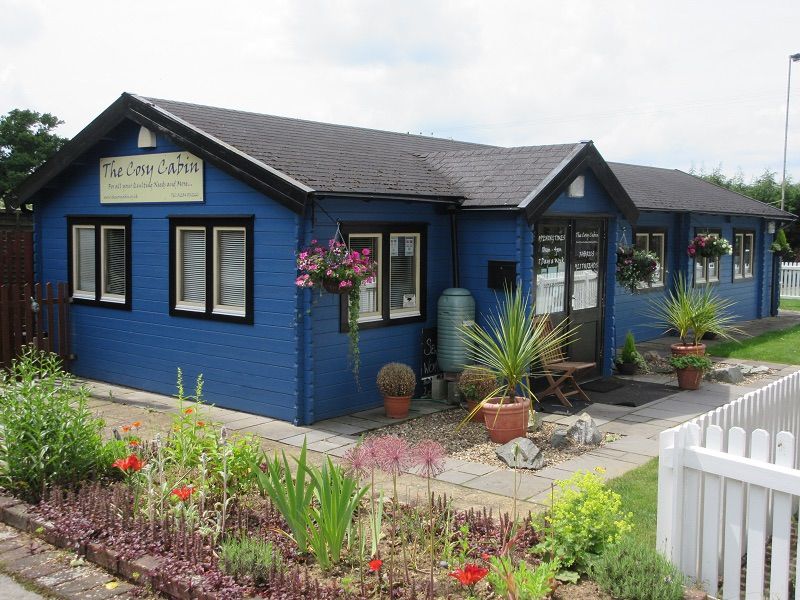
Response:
[617, 362, 637, 376]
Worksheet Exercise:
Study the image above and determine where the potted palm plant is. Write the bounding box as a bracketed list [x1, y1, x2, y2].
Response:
[376, 362, 417, 418]
[458, 287, 569, 443]
[650, 274, 741, 389]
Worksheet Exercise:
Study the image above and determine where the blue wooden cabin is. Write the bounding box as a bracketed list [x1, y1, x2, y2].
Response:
[13, 94, 792, 424]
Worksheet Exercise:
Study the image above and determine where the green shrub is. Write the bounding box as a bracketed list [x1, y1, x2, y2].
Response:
[668, 354, 713, 372]
[0, 348, 105, 500]
[537, 469, 631, 572]
[487, 556, 558, 600]
[591, 536, 684, 600]
[219, 535, 282, 585]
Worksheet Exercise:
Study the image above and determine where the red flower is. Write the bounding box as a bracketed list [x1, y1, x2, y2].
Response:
[171, 486, 195, 502]
[368, 558, 382, 572]
[449, 564, 489, 587]
[121, 425, 131, 433]
[196, 421, 205, 428]
[128, 439, 140, 448]
[184, 407, 194, 415]
[112, 454, 144, 473]
[131, 421, 142, 428]
[481, 552, 490, 561]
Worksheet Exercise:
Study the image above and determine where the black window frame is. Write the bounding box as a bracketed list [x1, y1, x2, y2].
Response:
[339, 222, 428, 332]
[732, 229, 756, 282]
[632, 227, 668, 293]
[169, 215, 254, 324]
[693, 228, 722, 286]
[66, 215, 132, 310]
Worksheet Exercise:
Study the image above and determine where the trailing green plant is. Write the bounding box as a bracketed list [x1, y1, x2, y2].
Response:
[305, 457, 369, 571]
[590, 536, 685, 600]
[616, 246, 659, 293]
[458, 285, 571, 423]
[771, 228, 794, 259]
[219, 535, 283, 586]
[252, 441, 315, 553]
[536, 469, 631, 573]
[486, 556, 559, 600]
[376, 362, 416, 397]
[668, 354, 713, 372]
[457, 366, 498, 402]
[649, 274, 742, 345]
[0, 348, 106, 500]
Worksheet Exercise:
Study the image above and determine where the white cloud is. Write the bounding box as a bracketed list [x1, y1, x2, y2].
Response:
[1, 0, 799, 181]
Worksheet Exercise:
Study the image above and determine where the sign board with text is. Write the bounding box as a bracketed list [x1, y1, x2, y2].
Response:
[99, 152, 204, 204]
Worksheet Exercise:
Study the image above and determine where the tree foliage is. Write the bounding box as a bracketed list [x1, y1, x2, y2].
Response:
[0, 109, 68, 206]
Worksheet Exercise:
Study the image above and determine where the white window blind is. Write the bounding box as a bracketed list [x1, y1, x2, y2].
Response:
[215, 228, 246, 312]
[744, 234, 753, 277]
[349, 234, 381, 319]
[178, 228, 206, 307]
[74, 226, 96, 296]
[102, 226, 126, 299]
[389, 234, 419, 317]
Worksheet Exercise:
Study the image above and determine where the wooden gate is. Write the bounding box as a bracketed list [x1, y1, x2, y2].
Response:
[0, 283, 71, 369]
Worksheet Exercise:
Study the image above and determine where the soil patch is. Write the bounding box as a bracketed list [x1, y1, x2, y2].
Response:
[367, 409, 610, 471]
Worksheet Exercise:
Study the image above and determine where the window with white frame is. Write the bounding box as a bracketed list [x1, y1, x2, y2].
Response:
[733, 230, 755, 280]
[68, 217, 131, 308]
[634, 229, 666, 289]
[694, 230, 720, 285]
[170, 217, 253, 322]
[345, 224, 426, 328]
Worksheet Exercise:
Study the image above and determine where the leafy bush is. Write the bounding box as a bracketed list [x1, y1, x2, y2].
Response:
[457, 366, 498, 402]
[219, 535, 283, 585]
[0, 348, 106, 500]
[537, 469, 631, 572]
[376, 362, 416, 397]
[591, 536, 684, 600]
[668, 354, 713, 371]
[486, 556, 558, 600]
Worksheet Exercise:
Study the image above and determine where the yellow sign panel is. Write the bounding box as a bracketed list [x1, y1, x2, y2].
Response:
[99, 152, 204, 204]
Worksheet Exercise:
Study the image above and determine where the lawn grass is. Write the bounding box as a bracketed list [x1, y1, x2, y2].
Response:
[707, 324, 800, 364]
[607, 458, 659, 547]
[780, 298, 800, 311]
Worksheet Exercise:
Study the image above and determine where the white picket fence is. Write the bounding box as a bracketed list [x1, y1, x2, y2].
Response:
[657, 370, 800, 599]
[780, 262, 800, 298]
[535, 270, 598, 314]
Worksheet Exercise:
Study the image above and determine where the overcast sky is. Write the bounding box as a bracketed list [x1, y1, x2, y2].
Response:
[2, 0, 799, 181]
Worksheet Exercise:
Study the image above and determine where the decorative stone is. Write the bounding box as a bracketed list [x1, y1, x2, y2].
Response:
[750, 365, 770, 374]
[527, 412, 543, 433]
[710, 365, 744, 384]
[551, 427, 569, 448]
[643, 350, 664, 361]
[565, 413, 602, 446]
[495, 437, 545, 470]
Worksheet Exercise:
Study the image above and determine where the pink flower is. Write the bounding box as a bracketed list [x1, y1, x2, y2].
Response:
[372, 435, 414, 476]
[362, 248, 370, 256]
[343, 443, 370, 479]
[413, 440, 445, 478]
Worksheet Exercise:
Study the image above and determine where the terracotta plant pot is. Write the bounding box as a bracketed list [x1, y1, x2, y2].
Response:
[676, 367, 703, 390]
[383, 395, 411, 418]
[465, 399, 484, 423]
[670, 342, 706, 357]
[481, 396, 530, 444]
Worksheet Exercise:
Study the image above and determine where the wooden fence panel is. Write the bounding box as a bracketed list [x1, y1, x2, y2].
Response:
[0, 231, 33, 287]
[0, 283, 70, 369]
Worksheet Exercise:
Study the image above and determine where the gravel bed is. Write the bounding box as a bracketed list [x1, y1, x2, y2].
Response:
[367, 408, 605, 471]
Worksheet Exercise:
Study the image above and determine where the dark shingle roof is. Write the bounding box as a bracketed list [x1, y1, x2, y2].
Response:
[609, 162, 792, 219]
[142, 96, 491, 198]
[422, 144, 584, 208]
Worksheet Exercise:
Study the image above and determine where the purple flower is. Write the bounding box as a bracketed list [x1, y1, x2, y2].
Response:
[343, 443, 371, 480]
[412, 440, 446, 478]
[372, 435, 414, 476]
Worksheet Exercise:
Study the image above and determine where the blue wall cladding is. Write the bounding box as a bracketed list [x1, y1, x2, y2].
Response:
[303, 199, 454, 423]
[34, 119, 301, 420]
[612, 212, 774, 348]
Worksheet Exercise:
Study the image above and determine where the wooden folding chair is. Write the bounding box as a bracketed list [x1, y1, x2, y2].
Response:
[533, 315, 596, 408]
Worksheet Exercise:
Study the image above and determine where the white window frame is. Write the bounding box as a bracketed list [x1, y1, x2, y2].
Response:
[733, 231, 755, 280]
[634, 230, 666, 289]
[100, 225, 126, 304]
[72, 225, 96, 300]
[348, 233, 382, 323]
[389, 232, 421, 319]
[212, 226, 247, 317]
[175, 226, 207, 313]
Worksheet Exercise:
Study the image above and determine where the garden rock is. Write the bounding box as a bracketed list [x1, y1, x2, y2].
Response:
[709, 365, 744, 384]
[495, 438, 545, 470]
[551, 427, 569, 448]
[526, 412, 543, 433]
[740, 364, 770, 375]
[643, 350, 663, 361]
[565, 413, 602, 446]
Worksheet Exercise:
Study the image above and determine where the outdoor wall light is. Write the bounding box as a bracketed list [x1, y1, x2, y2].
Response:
[768, 221, 777, 234]
[137, 126, 157, 149]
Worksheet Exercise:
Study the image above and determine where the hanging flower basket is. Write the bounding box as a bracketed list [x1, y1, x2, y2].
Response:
[615, 246, 659, 294]
[771, 229, 794, 260]
[296, 238, 376, 380]
[687, 235, 732, 259]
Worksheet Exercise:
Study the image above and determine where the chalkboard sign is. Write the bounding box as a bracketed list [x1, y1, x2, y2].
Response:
[421, 327, 439, 378]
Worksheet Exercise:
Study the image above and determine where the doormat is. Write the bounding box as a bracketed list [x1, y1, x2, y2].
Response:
[581, 378, 625, 393]
[592, 379, 679, 407]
